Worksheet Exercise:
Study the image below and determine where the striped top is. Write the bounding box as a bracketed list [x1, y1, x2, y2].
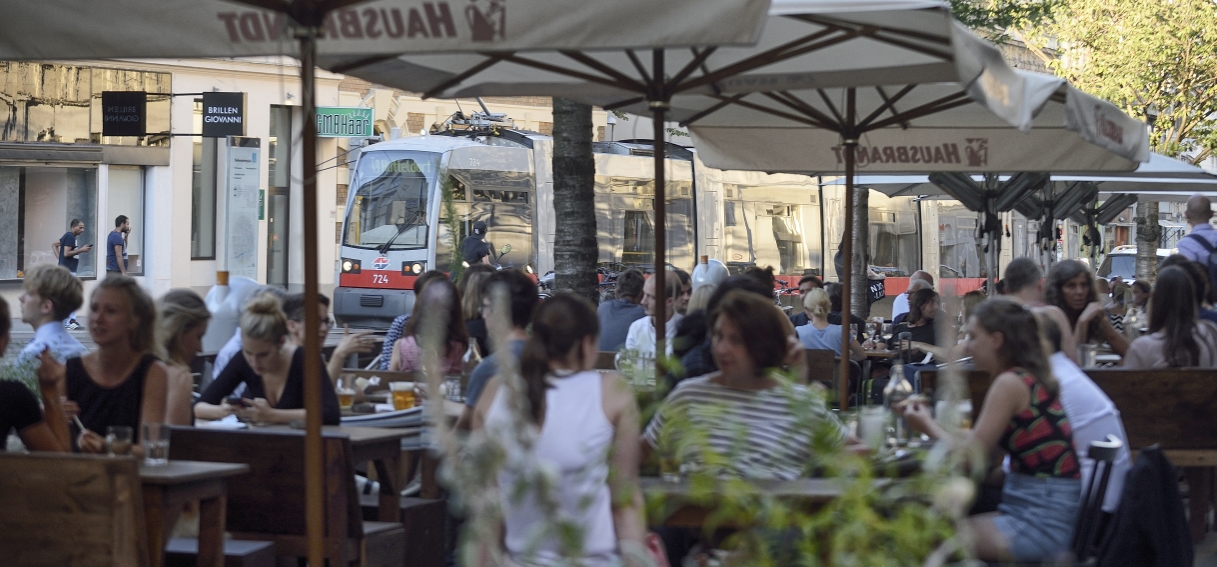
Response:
[644, 374, 846, 480]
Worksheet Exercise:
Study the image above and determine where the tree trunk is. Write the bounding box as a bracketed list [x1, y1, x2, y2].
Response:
[1134, 201, 1161, 281]
[551, 97, 599, 304]
[851, 186, 870, 319]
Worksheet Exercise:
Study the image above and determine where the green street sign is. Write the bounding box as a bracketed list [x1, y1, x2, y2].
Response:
[316, 106, 373, 138]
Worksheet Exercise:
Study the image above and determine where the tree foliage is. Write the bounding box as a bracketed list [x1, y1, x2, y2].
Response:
[949, 0, 1059, 39]
[1041, 0, 1217, 164]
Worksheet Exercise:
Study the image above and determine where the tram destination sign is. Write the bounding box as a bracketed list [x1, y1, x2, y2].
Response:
[202, 92, 246, 137]
[316, 107, 373, 138]
[101, 91, 146, 137]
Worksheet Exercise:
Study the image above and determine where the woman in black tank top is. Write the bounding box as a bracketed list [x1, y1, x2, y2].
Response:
[43, 277, 169, 453]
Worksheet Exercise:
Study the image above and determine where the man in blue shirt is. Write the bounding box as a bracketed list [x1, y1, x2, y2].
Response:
[596, 268, 646, 351]
[1178, 194, 1217, 264]
[106, 215, 130, 276]
[458, 269, 539, 428]
[51, 219, 91, 329]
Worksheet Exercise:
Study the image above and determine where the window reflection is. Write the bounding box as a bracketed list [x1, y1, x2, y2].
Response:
[0, 62, 170, 146]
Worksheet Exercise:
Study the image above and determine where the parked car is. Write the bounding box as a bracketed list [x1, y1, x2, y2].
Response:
[1096, 245, 1175, 282]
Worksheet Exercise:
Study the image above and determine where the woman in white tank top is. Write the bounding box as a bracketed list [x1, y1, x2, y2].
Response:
[472, 294, 649, 567]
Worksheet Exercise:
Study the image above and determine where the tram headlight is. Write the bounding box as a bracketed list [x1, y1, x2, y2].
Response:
[342, 260, 352, 272]
[341, 259, 361, 274]
[402, 261, 425, 275]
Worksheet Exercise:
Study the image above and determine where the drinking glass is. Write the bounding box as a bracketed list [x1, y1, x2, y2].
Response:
[881, 323, 893, 343]
[390, 382, 416, 411]
[858, 407, 888, 452]
[337, 387, 356, 410]
[142, 423, 170, 466]
[443, 375, 463, 402]
[106, 425, 134, 457]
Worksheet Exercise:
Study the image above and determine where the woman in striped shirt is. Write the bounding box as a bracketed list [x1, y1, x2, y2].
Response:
[644, 290, 847, 480]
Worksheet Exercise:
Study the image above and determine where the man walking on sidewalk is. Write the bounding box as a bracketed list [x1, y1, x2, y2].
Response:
[106, 215, 130, 277]
[51, 219, 91, 329]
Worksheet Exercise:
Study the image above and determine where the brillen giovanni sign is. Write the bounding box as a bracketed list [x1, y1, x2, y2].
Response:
[316, 107, 373, 137]
[101, 91, 146, 137]
[203, 92, 246, 137]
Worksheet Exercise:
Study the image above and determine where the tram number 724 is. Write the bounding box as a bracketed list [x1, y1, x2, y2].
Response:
[371, 274, 390, 284]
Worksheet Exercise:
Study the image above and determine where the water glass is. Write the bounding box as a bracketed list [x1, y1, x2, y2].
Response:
[443, 375, 463, 402]
[858, 407, 888, 452]
[142, 423, 170, 466]
[106, 425, 134, 457]
[1078, 344, 1098, 368]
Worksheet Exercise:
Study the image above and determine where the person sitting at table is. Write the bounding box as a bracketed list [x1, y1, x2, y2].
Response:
[796, 288, 864, 361]
[1131, 280, 1151, 310]
[676, 276, 800, 386]
[1003, 258, 1078, 363]
[883, 288, 945, 362]
[1123, 266, 1217, 369]
[377, 270, 449, 370]
[157, 289, 211, 425]
[1045, 260, 1129, 357]
[0, 297, 70, 452]
[195, 294, 340, 425]
[461, 269, 539, 425]
[1160, 255, 1217, 327]
[645, 290, 848, 481]
[458, 263, 496, 355]
[390, 277, 467, 374]
[1107, 281, 1131, 333]
[902, 298, 1081, 562]
[824, 283, 866, 342]
[41, 276, 170, 453]
[212, 285, 288, 381]
[471, 293, 650, 567]
[282, 292, 375, 385]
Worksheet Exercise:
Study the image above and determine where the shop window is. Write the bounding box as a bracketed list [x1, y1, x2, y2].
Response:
[107, 166, 146, 275]
[0, 166, 98, 280]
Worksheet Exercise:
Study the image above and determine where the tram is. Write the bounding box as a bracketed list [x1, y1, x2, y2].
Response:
[332, 120, 987, 328]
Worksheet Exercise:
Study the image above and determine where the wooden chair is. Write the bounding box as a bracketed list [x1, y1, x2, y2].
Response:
[169, 428, 405, 567]
[802, 349, 836, 385]
[0, 452, 149, 567]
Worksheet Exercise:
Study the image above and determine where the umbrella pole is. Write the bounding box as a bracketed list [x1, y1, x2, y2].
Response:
[840, 138, 855, 411]
[840, 89, 856, 411]
[651, 50, 667, 375]
[295, 24, 326, 567]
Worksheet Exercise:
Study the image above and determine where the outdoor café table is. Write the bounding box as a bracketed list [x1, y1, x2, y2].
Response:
[139, 460, 249, 567]
[641, 477, 890, 529]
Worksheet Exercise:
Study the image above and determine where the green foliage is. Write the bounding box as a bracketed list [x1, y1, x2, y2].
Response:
[949, 0, 1060, 40]
[1042, 0, 1217, 162]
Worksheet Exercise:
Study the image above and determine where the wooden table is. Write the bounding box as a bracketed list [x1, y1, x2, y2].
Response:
[641, 477, 888, 528]
[140, 460, 249, 567]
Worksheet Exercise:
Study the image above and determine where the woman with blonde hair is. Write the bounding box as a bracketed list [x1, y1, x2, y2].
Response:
[685, 283, 716, 315]
[795, 288, 864, 361]
[39, 276, 169, 453]
[157, 289, 211, 425]
[196, 294, 339, 425]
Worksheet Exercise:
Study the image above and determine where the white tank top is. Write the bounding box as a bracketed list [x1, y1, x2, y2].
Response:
[486, 370, 619, 567]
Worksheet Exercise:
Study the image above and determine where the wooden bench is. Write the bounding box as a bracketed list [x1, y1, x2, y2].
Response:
[164, 538, 275, 567]
[0, 452, 149, 567]
[358, 496, 447, 567]
[170, 428, 406, 567]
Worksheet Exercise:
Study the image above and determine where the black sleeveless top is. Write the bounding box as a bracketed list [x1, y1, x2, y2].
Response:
[66, 354, 157, 442]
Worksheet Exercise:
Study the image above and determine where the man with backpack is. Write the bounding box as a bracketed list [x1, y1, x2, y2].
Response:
[1178, 194, 1217, 274]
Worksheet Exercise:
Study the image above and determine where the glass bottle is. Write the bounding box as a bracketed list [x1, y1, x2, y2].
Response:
[453, 339, 482, 401]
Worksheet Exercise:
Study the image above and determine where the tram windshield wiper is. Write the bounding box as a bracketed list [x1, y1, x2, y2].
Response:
[377, 211, 423, 255]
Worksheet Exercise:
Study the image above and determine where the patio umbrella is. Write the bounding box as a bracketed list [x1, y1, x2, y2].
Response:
[323, 0, 1003, 367]
[0, 1, 770, 563]
[826, 153, 1217, 270]
[590, 22, 1149, 408]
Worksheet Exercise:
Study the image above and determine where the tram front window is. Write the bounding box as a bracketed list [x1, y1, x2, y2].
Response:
[343, 151, 440, 251]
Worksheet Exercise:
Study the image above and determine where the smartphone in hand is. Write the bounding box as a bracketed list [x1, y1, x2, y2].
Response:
[225, 396, 249, 407]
